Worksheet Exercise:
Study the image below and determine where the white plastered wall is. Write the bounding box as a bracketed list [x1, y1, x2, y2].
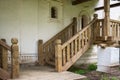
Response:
[0, 0, 98, 62]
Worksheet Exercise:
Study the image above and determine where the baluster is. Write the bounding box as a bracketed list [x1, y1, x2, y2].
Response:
[78, 35, 81, 50]
[85, 30, 88, 44]
[11, 38, 19, 79]
[62, 48, 66, 65]
[77, 36, 80, 51]
[111, 23, 114, 36]
[116, 23, 119, 38]
[81, 33, 84, 48]
[113, 23, 116, 37]
[118, 24, 120, 38]
[96, 20, 100, 37]
[71, 42, 74, 57]
[67, 44, 70, 62]
[75, 39, 77, 54]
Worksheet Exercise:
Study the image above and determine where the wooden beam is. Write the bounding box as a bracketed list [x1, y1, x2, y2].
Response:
[72, 0, 91, 5]
[95, 3, 120, 11]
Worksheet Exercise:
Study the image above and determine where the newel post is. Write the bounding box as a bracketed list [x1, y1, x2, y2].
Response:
[11, 38, 19, 79]
[1, 39, 8, 71]
[38, 40, 45, 65]
[93, 14, 98, 41]
[73, 17, 77, 35]
[55, 39, 62, 72]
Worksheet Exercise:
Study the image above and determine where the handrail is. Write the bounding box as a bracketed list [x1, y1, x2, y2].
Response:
[55, 16, 98, 72]
[62, 17, 97, 49]
[0, 40, 11, 51]
[44, 17, 77, 47]
[110, 19, 120, 24]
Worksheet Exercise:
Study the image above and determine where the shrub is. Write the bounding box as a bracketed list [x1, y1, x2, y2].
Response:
[88, 64, 97, 71]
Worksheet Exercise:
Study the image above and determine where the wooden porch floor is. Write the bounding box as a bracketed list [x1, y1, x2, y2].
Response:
[8, 64, 86, 80]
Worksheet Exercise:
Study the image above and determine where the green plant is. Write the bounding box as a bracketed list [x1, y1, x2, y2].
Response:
[88, 64, 97, 71]
[75, 69, 87, 74]
[111, 77, 119, 80]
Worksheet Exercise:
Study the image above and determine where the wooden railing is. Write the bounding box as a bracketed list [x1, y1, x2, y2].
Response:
[55, 16, 97, 72]
[0, 38, 19, 79]
[38, 17, 77, 65]
[94, 19, 120, 41]
[110, 19, 120, 41]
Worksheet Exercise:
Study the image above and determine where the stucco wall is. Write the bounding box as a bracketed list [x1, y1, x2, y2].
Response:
[0, 0, 98, 56]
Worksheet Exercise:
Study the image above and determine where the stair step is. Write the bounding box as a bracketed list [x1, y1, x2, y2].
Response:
[0, 68, 10, 80]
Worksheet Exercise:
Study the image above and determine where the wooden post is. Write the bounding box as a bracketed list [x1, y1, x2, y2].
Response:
[93, 14, 98, 41]
[73, 17, 77, 35]
[55, 39, 62, 72]
[11, 38, 19, 79]
[103, 0, 110, 36]
[38, 40, 45, 65]
[1, 39, 8, 71]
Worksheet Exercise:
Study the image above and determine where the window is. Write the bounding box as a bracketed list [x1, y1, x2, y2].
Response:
[51, 7, 57, 18]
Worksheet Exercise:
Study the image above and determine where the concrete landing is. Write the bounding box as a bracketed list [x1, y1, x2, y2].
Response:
[9, 65, 86, 80]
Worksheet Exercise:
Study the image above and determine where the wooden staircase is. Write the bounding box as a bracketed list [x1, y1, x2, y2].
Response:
[38, 17, 78, 66]
[38, 14, 120, 72]
[38, 15, 97, 71]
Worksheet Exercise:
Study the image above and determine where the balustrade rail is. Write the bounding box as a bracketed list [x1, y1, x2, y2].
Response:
[94, 19, 120, 41]
[110, 19, 120, 41]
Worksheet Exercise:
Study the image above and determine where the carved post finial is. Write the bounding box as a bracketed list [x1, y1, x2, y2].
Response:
[94, 14, 98, 19]
[11, 38, 18, 44]
[73, 17, 77, 22]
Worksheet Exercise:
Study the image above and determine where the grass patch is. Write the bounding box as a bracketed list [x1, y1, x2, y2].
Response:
[68, 63, 97, 75]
